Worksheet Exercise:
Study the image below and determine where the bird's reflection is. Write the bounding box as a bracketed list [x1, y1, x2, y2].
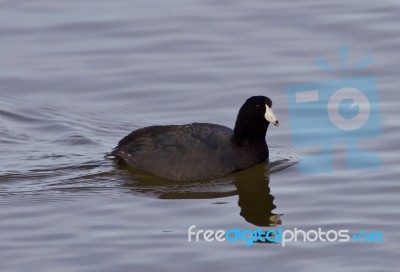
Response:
[117, 159, 294, 227]
[233, 164, 280, 226]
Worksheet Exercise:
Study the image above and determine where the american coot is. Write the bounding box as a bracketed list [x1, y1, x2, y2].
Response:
[111, 96, 278, 181]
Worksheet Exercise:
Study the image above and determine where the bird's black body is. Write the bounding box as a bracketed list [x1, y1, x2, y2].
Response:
[111, 96, 276, 181]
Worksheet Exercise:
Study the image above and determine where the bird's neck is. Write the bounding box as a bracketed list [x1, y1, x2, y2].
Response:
[233, 119, 268, 147]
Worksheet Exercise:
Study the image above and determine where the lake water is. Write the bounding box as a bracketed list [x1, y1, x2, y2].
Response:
[1, 1, 399, 271]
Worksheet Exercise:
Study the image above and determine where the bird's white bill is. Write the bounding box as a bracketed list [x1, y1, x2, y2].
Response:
[264, 106, 279, 126]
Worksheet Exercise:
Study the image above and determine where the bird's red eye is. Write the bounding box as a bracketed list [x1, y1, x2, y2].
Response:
[256, 104, 260, 109]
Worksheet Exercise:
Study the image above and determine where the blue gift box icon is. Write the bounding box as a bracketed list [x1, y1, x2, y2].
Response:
[286, 46, 382, 174]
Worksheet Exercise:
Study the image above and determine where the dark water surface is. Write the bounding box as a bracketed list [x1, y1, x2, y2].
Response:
[1, 1, 399, 271]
